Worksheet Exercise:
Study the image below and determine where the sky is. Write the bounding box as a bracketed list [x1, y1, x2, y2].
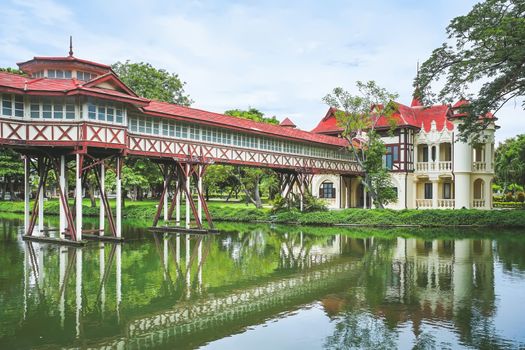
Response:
[0, 0, 522, 143]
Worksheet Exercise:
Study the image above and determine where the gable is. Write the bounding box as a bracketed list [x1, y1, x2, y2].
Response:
[82, 72, 139, 97]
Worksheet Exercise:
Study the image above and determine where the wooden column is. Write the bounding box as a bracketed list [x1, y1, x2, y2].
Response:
[24, 156, 30, 234]
[59, 156, 67, 238]
[176, 179, 181, 226]
[197, 164, 203, 223]
[38, 158, 44, 236]
[75, 154, 82, 241]
[115, 157, 122, 238]
[99, 162, 105, 235]
[163, 167, 169, 223]
[185, 163, 190, 229]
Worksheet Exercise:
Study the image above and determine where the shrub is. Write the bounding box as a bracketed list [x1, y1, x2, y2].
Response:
[505, 192, 515, 202]
[493, 195, 505, 202]
[517, 192, 525, 203]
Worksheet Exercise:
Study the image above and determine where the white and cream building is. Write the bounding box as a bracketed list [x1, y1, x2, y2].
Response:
[309, 99, 496, 210]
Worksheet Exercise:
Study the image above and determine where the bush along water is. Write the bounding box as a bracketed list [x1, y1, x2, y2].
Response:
[0, 200, 524, 228]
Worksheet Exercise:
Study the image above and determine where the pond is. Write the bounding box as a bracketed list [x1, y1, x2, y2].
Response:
[0, 216, 525, 349]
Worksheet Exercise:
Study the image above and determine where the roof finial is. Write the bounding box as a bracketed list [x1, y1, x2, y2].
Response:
[69, 36, 74, 57]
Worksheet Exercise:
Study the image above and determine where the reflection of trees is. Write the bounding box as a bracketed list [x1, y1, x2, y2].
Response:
[496, 239, 525, 273]
[324, 312, 397, 350]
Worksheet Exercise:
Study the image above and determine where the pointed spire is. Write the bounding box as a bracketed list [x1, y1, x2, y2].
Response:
[68, 36, 74, 57]
[280, 117, 296, 128]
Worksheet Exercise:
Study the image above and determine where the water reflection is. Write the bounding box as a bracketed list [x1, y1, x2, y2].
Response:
[0, 218, 524, 349]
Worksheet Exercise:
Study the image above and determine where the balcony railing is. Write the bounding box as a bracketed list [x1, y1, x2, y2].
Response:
[416, 162, 429, 172]
[472, 162, 487, 172]
[437, 161, 452, 172]
[472, 199, 486, 208]
[437, 199, 455, 208]
[416, 199, 433, 208]
[415, 161, 452, 173]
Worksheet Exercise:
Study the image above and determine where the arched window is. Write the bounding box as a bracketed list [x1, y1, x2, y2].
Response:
[474, 179, 484, 199]
[319, 182, 336, 199]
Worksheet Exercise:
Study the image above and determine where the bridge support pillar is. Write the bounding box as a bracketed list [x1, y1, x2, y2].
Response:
[279, 171, 313, 212]
[163, 168, 169, 222]
[116, 157, 122, 238]
[185, 163, 191, 229]
[99, 162, 105, 235]
[198, 164, 203, 223]
[75, 154, 83, 241]
[176, 180, 181, 226]
[152, 160, 214, 232]
[59, 156, 67, 239]
[38, 158, 44, 236]
[23, 156, 30, 234]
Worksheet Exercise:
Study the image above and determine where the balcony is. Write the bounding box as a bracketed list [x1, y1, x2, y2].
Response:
[415, 161, 452, 173]
[416, 198, 455, 209]
[472, 199, 486, 208]
[472, 161, 487, 172]
[416, 199, 433, 208]
[437, 199, 455, 208]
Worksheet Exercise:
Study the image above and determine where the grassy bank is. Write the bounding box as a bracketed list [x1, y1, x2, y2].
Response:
[0, 199, 524, 228]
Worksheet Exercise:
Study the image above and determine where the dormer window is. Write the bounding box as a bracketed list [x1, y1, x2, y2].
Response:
[32, 71, 44, 78]
[47, 69, 72, 79]
[77, 71, 94, 81]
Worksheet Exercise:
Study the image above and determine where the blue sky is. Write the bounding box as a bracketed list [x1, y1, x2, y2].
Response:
[0, 0, 522, 142]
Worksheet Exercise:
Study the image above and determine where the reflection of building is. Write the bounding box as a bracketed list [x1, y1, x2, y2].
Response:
[310, 98, 497, 210]
[388, 238, 495, 334]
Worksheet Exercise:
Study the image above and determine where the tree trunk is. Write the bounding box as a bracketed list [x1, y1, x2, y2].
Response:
[8, 179, 15, 201]
[1, 178, 6, 200]
[87, 182, 97, 208]
[253, 176, 262, 208]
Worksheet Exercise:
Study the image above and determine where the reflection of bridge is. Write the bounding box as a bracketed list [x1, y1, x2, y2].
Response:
[80, 255, 361, 349]
[0, 51, 360, 244]
[18, 230, 370, 349]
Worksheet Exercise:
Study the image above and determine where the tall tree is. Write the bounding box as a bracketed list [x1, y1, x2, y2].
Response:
[112, 61, 193, 106]
[416, 0, 525, 139]
[323, 81, 398, 208]
[495, 134, 525, 190]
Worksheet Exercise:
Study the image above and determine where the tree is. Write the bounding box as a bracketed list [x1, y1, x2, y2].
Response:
[416, 0, 525, 139]
[224, 108, 280, 125]
[323, 81, 398, 208]
[0, 149, 24, 200]
[0, 68, 26, 76]
[495, 134, 525, 191]
[112, 61, 193, 106]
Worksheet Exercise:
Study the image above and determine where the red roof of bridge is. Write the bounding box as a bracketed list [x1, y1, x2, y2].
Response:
[143, 101, 348, 147]
[0, 69, 347, 148]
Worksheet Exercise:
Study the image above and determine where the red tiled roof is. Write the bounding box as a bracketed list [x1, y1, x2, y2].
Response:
[312, 102, 455, 134]
[280, 117, 296, 127]
[17, 56, 112, 70]
[0, 71, 148, 105]
[311, 107, 341, 134]
[144, 101, 348, 147]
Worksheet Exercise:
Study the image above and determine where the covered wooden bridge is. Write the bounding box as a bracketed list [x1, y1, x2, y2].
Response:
[0, 50, 360, 244]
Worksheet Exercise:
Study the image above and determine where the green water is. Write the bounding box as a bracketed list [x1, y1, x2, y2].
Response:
[1, 216, 525, 349]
